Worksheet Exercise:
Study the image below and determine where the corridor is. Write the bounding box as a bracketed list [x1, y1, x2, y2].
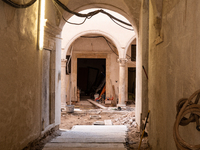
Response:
[1, 0, 200, 150]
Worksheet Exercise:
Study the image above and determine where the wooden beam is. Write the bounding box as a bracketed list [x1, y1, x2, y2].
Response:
[87, 99, 107, 109]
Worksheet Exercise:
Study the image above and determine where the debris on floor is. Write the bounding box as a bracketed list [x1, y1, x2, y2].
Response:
[90, 115, 101, 119]
[104, 120, 113, 125]
[60, 102, 150, 150]
[93, 121, 105, 125]
[43, 125, 128, 150]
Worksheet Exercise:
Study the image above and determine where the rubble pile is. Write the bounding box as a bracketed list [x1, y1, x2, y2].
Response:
[112, 112, 137, 128]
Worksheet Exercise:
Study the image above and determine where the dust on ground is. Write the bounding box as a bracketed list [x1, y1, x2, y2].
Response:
[60, 101, 150, 150]
[23, 127, 61, 150]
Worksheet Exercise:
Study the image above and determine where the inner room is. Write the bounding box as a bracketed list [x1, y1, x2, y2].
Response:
[77, 58, 106, 101]
[63, 34, 137, 107]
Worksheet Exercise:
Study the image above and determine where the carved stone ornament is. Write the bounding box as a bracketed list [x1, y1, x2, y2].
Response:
[118, 58, 128, 67]
[61, 59, 67, 67]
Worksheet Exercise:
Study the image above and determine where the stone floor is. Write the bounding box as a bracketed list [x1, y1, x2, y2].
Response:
[43, 125, 128, 150]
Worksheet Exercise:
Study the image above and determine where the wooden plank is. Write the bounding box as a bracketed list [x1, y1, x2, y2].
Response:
[112, 85, 117, 106]
[87, 99, 107, 109]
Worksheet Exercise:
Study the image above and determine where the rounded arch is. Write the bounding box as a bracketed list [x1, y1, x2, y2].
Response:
[59, 3, 139, 35]
[62, 30, 122, 59]
[124, 35, 136, 56]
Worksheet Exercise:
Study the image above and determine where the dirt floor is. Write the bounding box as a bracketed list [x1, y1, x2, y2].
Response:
[23, 101, 150, 150]
[60, 101, 150, 150]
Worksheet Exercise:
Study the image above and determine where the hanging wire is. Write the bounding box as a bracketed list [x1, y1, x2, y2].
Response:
[62, 16, 88, 25]
[109, 17, 134, 31]
[66, 46, 73, 74]
[53, 0, 134, 31]
[52, 0, 87, 25]
[2, 0, 134, 31]
[81, 36, 118, 55]
[80, 36, 135, 60]
[2, 0, 37, 8]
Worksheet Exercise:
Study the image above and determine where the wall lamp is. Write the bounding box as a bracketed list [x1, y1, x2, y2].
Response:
[39, 0, 45, 50]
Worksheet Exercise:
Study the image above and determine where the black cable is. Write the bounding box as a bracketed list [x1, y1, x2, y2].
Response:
[53, 0, 100, 17]
[110, 17, 134, 31]
[2, 0, 134, 31]
[53, 0, 133, 29]
[81, 36, 118, 56]
[52, 0, 88, 26]
[43, 48, 52, 51]
[2, 0, 37, 8]
[101, 10, 132, 27]
[81, 36, 136, 60]
[62, 15, 87, 25]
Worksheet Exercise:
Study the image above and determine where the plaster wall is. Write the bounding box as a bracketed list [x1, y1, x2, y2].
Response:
[140, 0, 149, 122]
[149, 0, 200, 149]
[0, 1, 62, 149]
[42, 0, 62, 132]
[0, 1, 41, 149]
[133, 0, 149, 128]
[126, 39, 136, 101]
[55, 35, 62, 125]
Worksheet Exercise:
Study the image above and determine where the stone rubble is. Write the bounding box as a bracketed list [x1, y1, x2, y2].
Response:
[112, 111, 137, 128]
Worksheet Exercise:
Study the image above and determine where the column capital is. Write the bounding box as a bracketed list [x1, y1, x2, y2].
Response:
[61, 59, 67, 67]
[61, 59, 67, 62]
[118, 58, 128, 67]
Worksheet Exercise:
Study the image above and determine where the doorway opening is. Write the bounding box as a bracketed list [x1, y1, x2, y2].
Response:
[128, 67, 136, 104]
[77, 58, 106, 100]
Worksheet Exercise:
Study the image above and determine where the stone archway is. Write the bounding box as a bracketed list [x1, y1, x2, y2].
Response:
[57, 0, 147, 128]
[62, 30, 122, 59]
[61, 31, 123, 108]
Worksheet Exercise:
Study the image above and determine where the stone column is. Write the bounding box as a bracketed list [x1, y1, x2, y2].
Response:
[117, 58, 128, 107]
[61, 59, 67, 108]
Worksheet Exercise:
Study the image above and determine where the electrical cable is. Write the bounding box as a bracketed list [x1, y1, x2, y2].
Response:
[62, 15, 88, 25]
[53, 0, 130, 25]
[52, 0, 88, 26]
[53, 0, 136, 56]
[110, 17, 134, 31]
[53, 0, 134, 30]
[66, 46, 73, 74]
[2, 0, 134, 31]
[80, 35, 135, 60]
[105, 39, 119, 56]
[43, 48, 52, 51]
[81, 36, 119, 56]
[2, 0, 37, 8]
[174, 89, 200, 149]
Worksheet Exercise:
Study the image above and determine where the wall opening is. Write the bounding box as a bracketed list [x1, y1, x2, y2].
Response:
[60, 6, 140, 130]
[128, 67, 136, 104]
[77, 58, 106, 100]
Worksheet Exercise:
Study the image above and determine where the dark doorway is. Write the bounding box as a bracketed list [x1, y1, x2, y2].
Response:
[128, 67, 136, 103]
[77, 58, 106, 100]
